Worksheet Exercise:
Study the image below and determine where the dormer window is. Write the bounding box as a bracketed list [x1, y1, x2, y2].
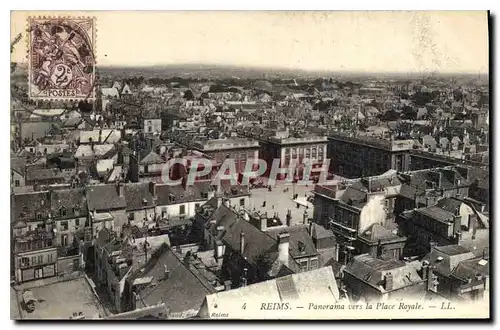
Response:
[60, 208, 67, 217]
[298, 241, 306, 253]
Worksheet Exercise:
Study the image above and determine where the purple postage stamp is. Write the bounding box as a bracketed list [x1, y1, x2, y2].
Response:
[28, 17, 96, 100]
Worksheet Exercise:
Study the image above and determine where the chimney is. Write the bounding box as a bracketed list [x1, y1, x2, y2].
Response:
[286, 210, 291, 227]
[438, 171, 443, 189]
[224, 280, 232, 291]
[384, 272, 393, 291]
[453, 215, 462, 238]
[309, 221, 313, 237]
[216, 226, 225, 237]
[277, 232, 290, 267]
[99, 129, 103, 143]
[367, 177, 372, 192]
[239, 232, 245, 253]
[215, 191, 224, 209]
[116, 181, 124, 196]
[149, 181, 156, 197]
[468, 213, 477, 231]
[260, 215, 267, 231]
[303, 209, 308, 225]
[163, 264, 170, 279]
[241, 268, 248, 287]
[421, 260, 429, 280]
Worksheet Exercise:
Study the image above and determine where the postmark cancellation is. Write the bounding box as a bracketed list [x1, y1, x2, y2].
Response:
[28, 17, 96, 100]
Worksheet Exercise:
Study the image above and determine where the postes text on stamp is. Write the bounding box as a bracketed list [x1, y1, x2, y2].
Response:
[28, 17, 96, 100]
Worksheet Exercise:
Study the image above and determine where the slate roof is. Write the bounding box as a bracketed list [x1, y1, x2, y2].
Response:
[451, 257, 489, 282]
[214, 206, 279, 266]
[360, 223, 403, 243]
[26, 168, 66, 182]
[156, 182, 212, 206]
[130, 243, 214, 315]
[266, 225, 318, 258]
[423, 245, 476, 277]
[12, 191, 51, 222]
[310, 222, 334, 240]
[345, 254, 423, 293]
[415, 206, 454, 224]
[11, 157, 26, 176]
[86, 184, 127, 211]
[199, 266, 341, 318]
[124, 182, 155, 211]
[435, 197, 463, 214]
[140, 151, 164, 165]
[50, 188, 88, 218]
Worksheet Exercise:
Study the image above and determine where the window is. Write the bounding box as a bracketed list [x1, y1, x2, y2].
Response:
[179, 205, 186, 215]
[37, 255, 43, 264]
[31, 256, 36, 265]
[14, 180, 20, 187]
[195, 203, 200, 209]
[47, 239, 52, 247]
[310, 258, 319, 270]
[61, 221, 69, 231]
[60, 208, 67, 217]
[37, 213, 42, 220]
[299, 260, 308, 272]
[75, 219, 80, 227]
[61, 234, 68, 247]
[239, 198, 245, 206]
[128, 213, 135, 221]
[20, 257, 30, 267]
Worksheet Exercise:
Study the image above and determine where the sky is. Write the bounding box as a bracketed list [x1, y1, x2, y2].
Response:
[11, 11, 489, 74]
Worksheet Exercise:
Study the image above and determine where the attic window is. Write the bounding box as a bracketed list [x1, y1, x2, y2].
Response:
[298, 241, 306, 253]
[142, 198, 148, 205]
[436, 256, 444, 262]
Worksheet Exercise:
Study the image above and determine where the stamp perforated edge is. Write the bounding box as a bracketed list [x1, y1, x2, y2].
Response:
[26, 15, 97, 102]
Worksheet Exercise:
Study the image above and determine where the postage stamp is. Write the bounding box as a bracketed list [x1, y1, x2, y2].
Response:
[27, 17, 96, 100]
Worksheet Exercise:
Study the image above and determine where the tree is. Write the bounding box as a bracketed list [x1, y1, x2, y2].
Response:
[379, 109, 400, 122]
[402, 105, 417, 120]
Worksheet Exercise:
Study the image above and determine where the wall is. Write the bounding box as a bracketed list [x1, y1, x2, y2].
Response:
[55, 216, 88, 247]
[127, 207, 156, 227]
[15, 248, 58, 283]
[156, 201, 204, 220]
[57, 255, 81, 276]
[11, 170, 25, 192]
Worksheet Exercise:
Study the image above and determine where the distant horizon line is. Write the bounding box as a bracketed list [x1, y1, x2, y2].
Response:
[13, 60, 489, 77]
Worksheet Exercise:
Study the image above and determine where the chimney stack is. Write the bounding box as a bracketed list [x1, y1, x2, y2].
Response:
[277, 232, 290, 267]
[260, 215, 267, 231]
[303, 209, 308, 225]
[309, 221, 314, 237]
[241, 268, 248, 287]
[224, 280, 232, 291]
[421, 260, 429, 280]
[116, 181, 124, 196]
[164, 264, 170, 280]
[384, 272, 393, 291]
[453, 215, 462, 238]
[286, 210, 292, 227]
[149, 181, 156, 197]
[240, 232, 245, 253]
